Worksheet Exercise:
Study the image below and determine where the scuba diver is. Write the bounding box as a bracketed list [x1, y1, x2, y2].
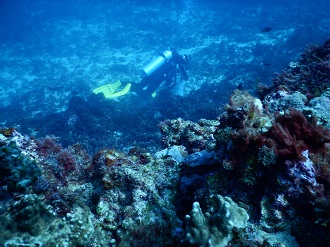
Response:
[93, 48, 189, 99]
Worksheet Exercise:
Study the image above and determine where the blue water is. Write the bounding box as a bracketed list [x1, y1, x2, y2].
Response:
[0, 0, 329, 152]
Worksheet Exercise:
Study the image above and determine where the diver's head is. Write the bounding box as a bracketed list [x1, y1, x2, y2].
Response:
[170, 46, 177, 53]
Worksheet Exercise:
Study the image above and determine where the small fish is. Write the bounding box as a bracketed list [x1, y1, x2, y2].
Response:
[261, 27, 272, 32]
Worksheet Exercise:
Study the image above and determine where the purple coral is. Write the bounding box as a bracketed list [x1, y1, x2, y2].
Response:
[35, 135, 62, 156]
[282, 150, 328, 212]
[55, 149, 77, 172]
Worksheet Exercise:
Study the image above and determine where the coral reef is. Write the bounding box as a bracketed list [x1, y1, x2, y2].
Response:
[185, 195, 299, 247]
[263, 91, 308, 113]
[0, 129, 41, 193]
[213, 90, 273, 172]
[0, 194, 105, 247]
[2, 81, 330, 246]
[185, 195, 249, 247]
[92, 147, 182, 246]
[160, 88, 330, 245]
[0, 130, 109, 246]
[1, 37, 330, 246]
[308, 88, 330, 129]
[266, 108, 330, 161]
[159, 118, 219, 153]
[0, 129, 185, 246]
[258, 38, 330, 100]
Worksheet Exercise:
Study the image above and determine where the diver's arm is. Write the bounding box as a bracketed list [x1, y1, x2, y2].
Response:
[178, 64, 188, 81]
[172, 52, 189, 81]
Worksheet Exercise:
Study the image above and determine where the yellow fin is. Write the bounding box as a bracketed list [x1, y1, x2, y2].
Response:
[105, 83, 131, 98]
[92, 81, 122, 96]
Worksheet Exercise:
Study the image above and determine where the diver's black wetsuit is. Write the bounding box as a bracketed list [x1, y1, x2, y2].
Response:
[131, 50, 188, 98]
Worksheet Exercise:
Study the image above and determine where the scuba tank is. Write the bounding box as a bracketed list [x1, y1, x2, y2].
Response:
[142, 50, 173, 76]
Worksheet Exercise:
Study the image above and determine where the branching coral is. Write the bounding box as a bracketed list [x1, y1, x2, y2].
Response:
[216, 100, 330, 168]
[266, 108, 330, 161]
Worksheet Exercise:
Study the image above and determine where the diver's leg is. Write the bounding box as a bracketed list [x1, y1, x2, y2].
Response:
[132, 76, 149, 96]
[144, 78, 162, 96]
[134, 73, 163, 98]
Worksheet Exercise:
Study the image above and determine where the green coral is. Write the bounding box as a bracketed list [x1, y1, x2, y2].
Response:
[0, 141, 41, 192]
[214, 127, 234, 143]
[258, 145, 277, 167]
[185, 195, 249, 247]
[0, 194, 108, 247]
[241, 162, 258, 186]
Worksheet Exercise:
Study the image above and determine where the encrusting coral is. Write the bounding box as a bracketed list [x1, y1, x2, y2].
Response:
[185, 195, 249, 247]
